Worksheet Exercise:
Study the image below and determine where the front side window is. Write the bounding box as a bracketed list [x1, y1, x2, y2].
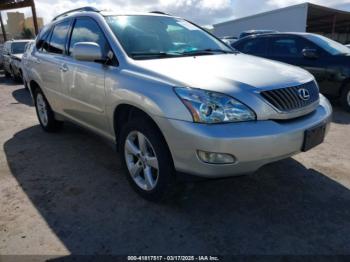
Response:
[68, 17, 109, 57]
[105, 15, 232, 59]
[36, 26, 51, 52]
[305, 34, 350, 55]
[269, 37, 302, 57]
[48, 20, 71, 54]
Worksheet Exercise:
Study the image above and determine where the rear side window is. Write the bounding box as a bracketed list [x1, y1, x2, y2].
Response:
[48, 20, 71, 54]
[236, 38, 267, 56]
[68, 17, 109, 57]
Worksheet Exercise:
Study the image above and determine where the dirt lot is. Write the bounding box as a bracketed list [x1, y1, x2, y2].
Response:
[0, 73, 350, 257]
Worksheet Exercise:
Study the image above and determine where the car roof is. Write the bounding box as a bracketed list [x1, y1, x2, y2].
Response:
[242, 30, 276, 33]
[238, 32, 320, 40]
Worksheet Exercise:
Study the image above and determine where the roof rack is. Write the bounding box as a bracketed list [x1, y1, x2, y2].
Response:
[52, 6, 100, 21]
[149, 11, 171, 15]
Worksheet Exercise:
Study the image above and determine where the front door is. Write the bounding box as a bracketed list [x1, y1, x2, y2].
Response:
[61, 17, 112, 134]
[267, 36, 330, 92]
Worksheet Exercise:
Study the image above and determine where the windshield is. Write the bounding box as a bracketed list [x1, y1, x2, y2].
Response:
[305, 34, 350, 55]
[105, 15, 233, 59]
[11, 42, 28, 54]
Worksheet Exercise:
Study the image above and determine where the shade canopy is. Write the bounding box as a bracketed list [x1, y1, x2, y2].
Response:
[0, 0, 38, 42]
[307, 3, 350, 43]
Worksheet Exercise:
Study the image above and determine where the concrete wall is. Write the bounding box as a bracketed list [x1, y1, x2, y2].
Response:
[213, 3, 309, 38]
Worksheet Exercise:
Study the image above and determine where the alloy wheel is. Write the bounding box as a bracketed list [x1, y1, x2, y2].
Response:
[36, 93, 48, 126]
[124, 131, 159, 191]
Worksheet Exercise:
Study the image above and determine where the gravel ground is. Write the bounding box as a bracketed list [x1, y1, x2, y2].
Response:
[0, 74, 350, 257]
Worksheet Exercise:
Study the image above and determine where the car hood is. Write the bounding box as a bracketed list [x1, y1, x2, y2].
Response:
[131, 53, 314, 94]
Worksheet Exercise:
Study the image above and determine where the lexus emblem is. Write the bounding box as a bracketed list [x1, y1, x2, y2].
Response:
[298, 88, 310, 101]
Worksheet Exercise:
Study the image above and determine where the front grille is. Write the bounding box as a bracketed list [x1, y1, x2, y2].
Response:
[260, 81, 319, 112]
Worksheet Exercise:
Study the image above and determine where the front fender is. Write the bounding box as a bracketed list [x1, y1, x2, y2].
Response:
[105, 67, 193, 135]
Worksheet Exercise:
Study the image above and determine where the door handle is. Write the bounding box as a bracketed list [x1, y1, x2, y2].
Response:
[34, 58, 41, 64]
[60, 64, 68, 72]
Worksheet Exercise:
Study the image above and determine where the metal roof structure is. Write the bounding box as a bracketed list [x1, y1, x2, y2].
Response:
[0, 0, 39, 42]
[213, 2, 350, 43]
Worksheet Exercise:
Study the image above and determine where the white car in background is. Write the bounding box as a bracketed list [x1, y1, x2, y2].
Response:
[3, 39, 32, 81]
[21, 40, 35, 89]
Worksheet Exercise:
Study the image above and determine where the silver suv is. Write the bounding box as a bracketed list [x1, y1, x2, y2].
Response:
[27, 7, 332, 200]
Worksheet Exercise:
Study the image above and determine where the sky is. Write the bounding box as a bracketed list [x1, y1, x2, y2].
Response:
[1, 0, 350, 26]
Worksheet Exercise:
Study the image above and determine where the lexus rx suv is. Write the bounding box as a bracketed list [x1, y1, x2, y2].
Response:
[25, 7, 332, 200]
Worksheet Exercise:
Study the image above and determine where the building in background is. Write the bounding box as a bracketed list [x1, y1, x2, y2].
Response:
[213, 3, 350, 44]
[6, 11, 25, 38]
[5, 11, 43, 39]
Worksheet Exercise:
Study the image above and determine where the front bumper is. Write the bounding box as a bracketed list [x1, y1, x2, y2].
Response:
[155, 96, 332, 178]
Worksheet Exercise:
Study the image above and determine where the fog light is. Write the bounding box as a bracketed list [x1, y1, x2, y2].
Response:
[197, 150, 236, 164]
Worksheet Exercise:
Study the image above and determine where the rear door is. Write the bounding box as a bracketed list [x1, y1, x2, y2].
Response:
[234, 37, 268, 58]
[34, 19, 72, 111]
[60, 17, 112, 134]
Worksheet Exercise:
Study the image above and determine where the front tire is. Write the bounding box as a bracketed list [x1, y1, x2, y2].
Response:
[340, 85, 350, 112]
[34, 88, 63, 132]
[120, 118, 175, 201]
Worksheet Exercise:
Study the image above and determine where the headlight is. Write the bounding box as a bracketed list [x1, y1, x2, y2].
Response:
[174, 87, 256, 123]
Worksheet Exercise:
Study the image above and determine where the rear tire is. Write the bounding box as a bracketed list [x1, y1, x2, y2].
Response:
[340, 85, 350, 112]
[34, 88, 63, 132]
[16, 70, 23, 83]
[119, 118, 175, 201]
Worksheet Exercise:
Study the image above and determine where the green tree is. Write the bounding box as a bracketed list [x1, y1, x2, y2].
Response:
[21, 27, 34, 39]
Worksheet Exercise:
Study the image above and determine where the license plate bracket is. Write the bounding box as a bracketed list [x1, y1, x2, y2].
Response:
[302, 123, 327, 152]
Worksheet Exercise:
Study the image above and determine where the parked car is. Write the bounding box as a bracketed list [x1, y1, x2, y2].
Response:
[232, 33, 350, 111]
[26, 8, 332, 200]
[221, 36, 238, 45]
[239, 30, 278, 39]
[3, 39, 32, 81]
[21, 40, 35, 89]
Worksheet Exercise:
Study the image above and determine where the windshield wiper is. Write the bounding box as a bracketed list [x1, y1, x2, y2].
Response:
[181, 49, 235, 56]
[130, 52, 181, 59]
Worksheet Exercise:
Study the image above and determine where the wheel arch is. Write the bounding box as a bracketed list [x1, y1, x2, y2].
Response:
[28, 80, 41, 98]
[113, 104, 173, 160]
[341, 78, 350, 92]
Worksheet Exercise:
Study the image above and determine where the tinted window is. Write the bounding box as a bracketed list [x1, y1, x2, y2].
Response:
[269, 37, 302, 57]
[69, 18, 109, 56]
[239, 38, 267, 55]
[48, 20, 71, 54]
[304, 34, 350, 55]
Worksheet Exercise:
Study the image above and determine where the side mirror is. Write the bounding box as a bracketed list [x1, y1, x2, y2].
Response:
[302, 48, 318, 59]
[72, 42, 103, 62]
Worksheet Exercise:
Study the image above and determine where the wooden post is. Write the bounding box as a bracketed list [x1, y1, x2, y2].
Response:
[30, 0, 39, 35]
[332, 14, 337, 40]
[0, 11, 6, 42]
